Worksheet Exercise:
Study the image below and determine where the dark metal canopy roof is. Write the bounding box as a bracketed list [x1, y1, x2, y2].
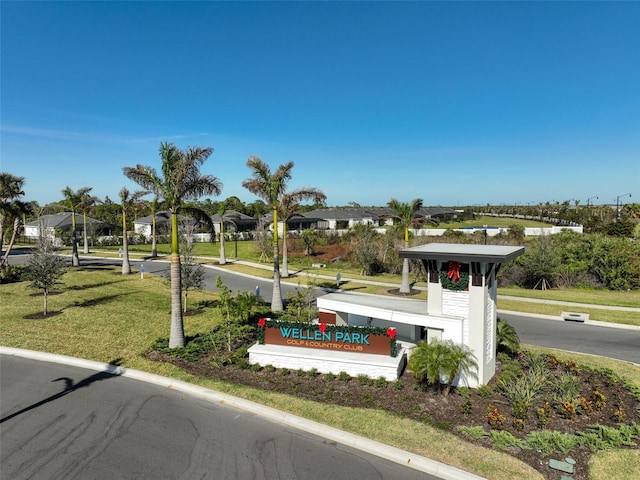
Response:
[400, 243, 525, 264]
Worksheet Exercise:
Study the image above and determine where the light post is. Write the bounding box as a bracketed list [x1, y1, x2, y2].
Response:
[615, 193, 631, 219]
[586, 196, 598, 208]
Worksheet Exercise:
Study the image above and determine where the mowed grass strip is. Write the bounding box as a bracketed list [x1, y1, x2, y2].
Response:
[499, 286, 640, 308]
[497, 299, 640, 326]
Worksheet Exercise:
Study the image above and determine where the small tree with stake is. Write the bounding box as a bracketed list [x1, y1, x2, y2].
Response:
[215, 276, 261, 352]
[179, 241, 205, 313]
[25, 238, 67, 316]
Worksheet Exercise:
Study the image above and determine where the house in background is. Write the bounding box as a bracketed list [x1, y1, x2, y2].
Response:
[301, 206, 460, 230]
[133, 211, 173, 238]
[211, 210, 257, 236]
[24, 213, 114, 243]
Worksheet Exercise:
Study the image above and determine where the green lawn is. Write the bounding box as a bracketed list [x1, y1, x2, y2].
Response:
[431, 215, 551, 229]
[1, 266, 638, 480]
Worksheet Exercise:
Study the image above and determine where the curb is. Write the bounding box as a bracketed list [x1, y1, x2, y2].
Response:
[0, 346, 486, 480]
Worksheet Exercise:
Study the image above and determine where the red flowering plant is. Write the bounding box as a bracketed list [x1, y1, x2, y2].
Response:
[257, 318, 267, 343]
[387, 327, 398, 356]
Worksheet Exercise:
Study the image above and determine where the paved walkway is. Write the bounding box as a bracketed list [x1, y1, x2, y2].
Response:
[93, 250, 640, 315]
[226, 259, 640, 313]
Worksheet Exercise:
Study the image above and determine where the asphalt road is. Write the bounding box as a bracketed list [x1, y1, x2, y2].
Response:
[498, 311, 640, 364]
[0, 354, 439, 480]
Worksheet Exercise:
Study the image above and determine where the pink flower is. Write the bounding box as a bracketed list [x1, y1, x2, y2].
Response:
[387, 327, 396, 339]
[258, 318, 266, 329]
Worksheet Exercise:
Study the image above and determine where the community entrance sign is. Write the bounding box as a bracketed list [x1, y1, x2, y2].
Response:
[250, 243, 524, 386]
[257, 319, 398, 356]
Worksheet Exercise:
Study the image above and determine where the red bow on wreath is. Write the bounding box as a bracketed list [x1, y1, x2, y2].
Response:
[319, 323, 327, 333]
[258, 318, 266, 329]
[447, 262, 461, 283]
[387, 327, 396, 339]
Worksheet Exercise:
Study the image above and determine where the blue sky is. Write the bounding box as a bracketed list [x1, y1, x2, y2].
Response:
[1, 1, 638, 209]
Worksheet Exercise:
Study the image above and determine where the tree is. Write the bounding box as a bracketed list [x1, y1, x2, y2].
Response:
[79, 190, 100, 254]
[60, 186, 92, 267]
[387, 198, 423, 293]
[520, 234, 560, 289]
[1, 173, 30, 268]
[243, 157, 324, 310]
[165, 224, 206, 313]
[25, 238, 67, 316]
[279, 187, 326, 277]
[351, 223, 379, 276]
[507, 223, 525, 243]
[300, 229, 319, 256]
[119, 187, 148, 275]
[123, 142, 222, 348]
[215, 276, 261, 352]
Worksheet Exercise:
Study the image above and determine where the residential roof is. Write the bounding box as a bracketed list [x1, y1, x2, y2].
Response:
[134, 211, 182, 226]
[211, 210, 256, 223]
[303, 206, 459, 221]
[25, 213, 110, 229]
[399, 243, 525, 264]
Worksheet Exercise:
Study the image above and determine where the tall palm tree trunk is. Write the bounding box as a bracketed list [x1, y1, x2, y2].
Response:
[399, 235, 411, 293]
[121, 212, 131, 274]
[169, 213, 185, 347]
[281, 222, 289, 277]
[151, 216, 158, 257]
[400, 257, 411, 293]
[219, 221, 226, 265]
[271, 210, 283, 311]
[71, 216, 80, 267]
[1, 217, 20, 266]
[83, 213, 90, 254]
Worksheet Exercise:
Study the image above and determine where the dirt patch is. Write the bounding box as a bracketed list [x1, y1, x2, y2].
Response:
[144, 349, 639, 480]
[23, 311, 63, 319]
[387, 288, 421, 297]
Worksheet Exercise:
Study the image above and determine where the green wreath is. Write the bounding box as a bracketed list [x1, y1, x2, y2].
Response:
[439, 270, 470, 291]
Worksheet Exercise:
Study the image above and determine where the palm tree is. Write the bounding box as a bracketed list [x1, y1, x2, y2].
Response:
[279, 188, 326, 278]
[408, 339, 448, 392]
[60, 186, 92, 267]
[123, 142, 222, 348]
[242, 157, 290, 311]
[387, 198, 423, 293]
[78, 190, 99, 254]
[440, 340, 478, 396]
[119, 186, 148, 275]
[0, 173, 29, 268]
[242, 157, 324, 309]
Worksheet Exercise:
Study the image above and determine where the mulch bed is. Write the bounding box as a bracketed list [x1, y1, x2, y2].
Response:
[144, 349, 639, 480]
